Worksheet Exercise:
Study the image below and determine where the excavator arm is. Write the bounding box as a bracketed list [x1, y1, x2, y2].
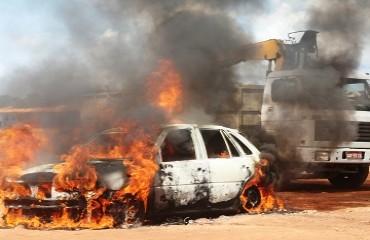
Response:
[219, 30, 318, 72]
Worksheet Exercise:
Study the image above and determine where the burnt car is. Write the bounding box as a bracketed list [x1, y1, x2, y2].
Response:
[4, 124, 265, 225]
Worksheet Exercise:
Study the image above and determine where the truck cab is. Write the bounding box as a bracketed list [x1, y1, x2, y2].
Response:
[261, 69, 370, 187]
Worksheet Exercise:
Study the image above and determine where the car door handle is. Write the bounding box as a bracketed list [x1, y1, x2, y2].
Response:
[267, 107, 274, 112]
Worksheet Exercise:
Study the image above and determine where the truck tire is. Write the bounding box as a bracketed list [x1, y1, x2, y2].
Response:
[328, 165, 369, 188]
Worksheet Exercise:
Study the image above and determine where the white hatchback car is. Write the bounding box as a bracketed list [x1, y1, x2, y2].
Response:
[4, 124, 263, 225]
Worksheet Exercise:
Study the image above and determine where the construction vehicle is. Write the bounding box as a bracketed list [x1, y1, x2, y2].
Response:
[217, 30, 370, 188]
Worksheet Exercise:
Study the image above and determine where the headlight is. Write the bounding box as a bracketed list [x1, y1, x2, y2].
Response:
[315, 151, 331, 161]
[51, 187, 80, 200]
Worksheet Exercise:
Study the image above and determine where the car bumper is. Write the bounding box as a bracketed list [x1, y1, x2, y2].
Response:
[4, 198, 85, 210]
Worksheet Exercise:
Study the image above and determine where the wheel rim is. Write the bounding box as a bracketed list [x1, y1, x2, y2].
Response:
[244, 186, 261, 209]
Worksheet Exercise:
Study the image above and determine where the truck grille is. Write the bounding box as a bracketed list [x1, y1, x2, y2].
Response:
[357, 122, 370, 142]
[314, 120, 365, 142]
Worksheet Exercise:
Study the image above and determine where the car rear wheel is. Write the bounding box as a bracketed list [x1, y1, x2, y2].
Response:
[241, 186, 262, 211]
[328, 165, 369, 188]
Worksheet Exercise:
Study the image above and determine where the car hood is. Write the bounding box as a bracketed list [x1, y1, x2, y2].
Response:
[10, 159, 130, 191]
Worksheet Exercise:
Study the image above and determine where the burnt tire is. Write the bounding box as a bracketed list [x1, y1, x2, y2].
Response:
[124, 200, 145, 225]
[328, 165, 369, 188]
[107, 198, 145, 227]
[242, 186, 262, 211]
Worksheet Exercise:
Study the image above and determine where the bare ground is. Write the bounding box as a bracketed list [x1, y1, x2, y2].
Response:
[1, 176, 370, 240]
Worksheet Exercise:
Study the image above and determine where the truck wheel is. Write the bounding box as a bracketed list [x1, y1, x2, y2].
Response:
[241, 186, 262, 211]
[328, 165, 369, 188]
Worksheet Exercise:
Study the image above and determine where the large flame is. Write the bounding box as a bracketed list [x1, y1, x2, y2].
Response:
[3, 123, 159, 229]
[53, 145, 98, 192]
[147, 59, 183, 118]
[0, 125, 48, 226]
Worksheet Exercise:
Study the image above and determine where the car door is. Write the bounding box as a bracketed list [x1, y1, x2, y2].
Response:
[152, 125, 209, 211]
[199, 128, 254, 204]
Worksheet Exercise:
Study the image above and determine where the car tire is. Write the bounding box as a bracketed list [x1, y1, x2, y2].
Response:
[241, 185, 262, 211]
[106, 197, 145, 227]
[328, 165, 369, 188]
[124, 199, 145, 226]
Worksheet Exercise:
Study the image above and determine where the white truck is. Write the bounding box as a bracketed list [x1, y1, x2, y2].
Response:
[217, 31, 370, 188]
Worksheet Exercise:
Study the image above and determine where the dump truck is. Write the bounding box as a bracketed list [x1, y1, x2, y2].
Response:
[217, 30, 370, 188]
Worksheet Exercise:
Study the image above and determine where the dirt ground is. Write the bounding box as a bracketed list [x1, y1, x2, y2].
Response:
[1, 177, 370, 240]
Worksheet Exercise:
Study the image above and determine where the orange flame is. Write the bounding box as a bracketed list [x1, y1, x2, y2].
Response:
[2, 123, 159, 229]
[113, 133, 158, 211]
[0, 125, 47, 182]
[240, 159, 284, 213]
[147, 60, 183, 117]
[53, 145, 97, 192]
[0, 125, 48, 225]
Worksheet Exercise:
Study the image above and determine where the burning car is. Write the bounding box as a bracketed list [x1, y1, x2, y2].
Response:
[3, 124, 280, 228]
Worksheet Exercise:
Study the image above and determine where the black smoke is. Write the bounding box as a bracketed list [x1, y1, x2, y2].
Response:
[151, 10, 247, 113]
[307, 0, 366, 76]
[1, 1, 266, 152]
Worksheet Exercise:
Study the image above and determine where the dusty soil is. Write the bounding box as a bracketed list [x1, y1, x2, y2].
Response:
[1, 176, 370, 240]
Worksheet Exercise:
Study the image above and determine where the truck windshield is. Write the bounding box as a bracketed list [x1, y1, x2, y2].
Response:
[299, 74, 359, 110]
[341, 78, 370, 111]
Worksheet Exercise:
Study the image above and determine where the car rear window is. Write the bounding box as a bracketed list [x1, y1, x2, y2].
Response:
[228, 133, 253, 155]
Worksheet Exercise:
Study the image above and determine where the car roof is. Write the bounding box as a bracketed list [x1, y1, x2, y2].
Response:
[100, 124, 238, 134]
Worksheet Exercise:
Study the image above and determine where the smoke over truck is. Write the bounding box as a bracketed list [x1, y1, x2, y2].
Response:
[218, 30, 370, 188]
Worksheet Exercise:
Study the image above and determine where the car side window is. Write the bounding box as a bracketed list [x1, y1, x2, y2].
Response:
[161, 129, 196, 162]
[200, 129, 237, 158]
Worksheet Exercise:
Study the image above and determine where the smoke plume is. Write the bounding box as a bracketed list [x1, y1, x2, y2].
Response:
[1, 1, 265, 152]
[307, 0, 366, 76]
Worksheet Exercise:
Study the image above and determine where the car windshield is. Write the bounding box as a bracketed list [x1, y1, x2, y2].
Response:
[85, 132, 127, 158]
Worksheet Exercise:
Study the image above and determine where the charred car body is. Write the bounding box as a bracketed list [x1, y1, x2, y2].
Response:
[4, 124, 267, 224]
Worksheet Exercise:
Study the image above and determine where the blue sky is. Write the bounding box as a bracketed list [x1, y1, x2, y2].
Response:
[0, 0, 369, 92]
[0, 0, 66, 77]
